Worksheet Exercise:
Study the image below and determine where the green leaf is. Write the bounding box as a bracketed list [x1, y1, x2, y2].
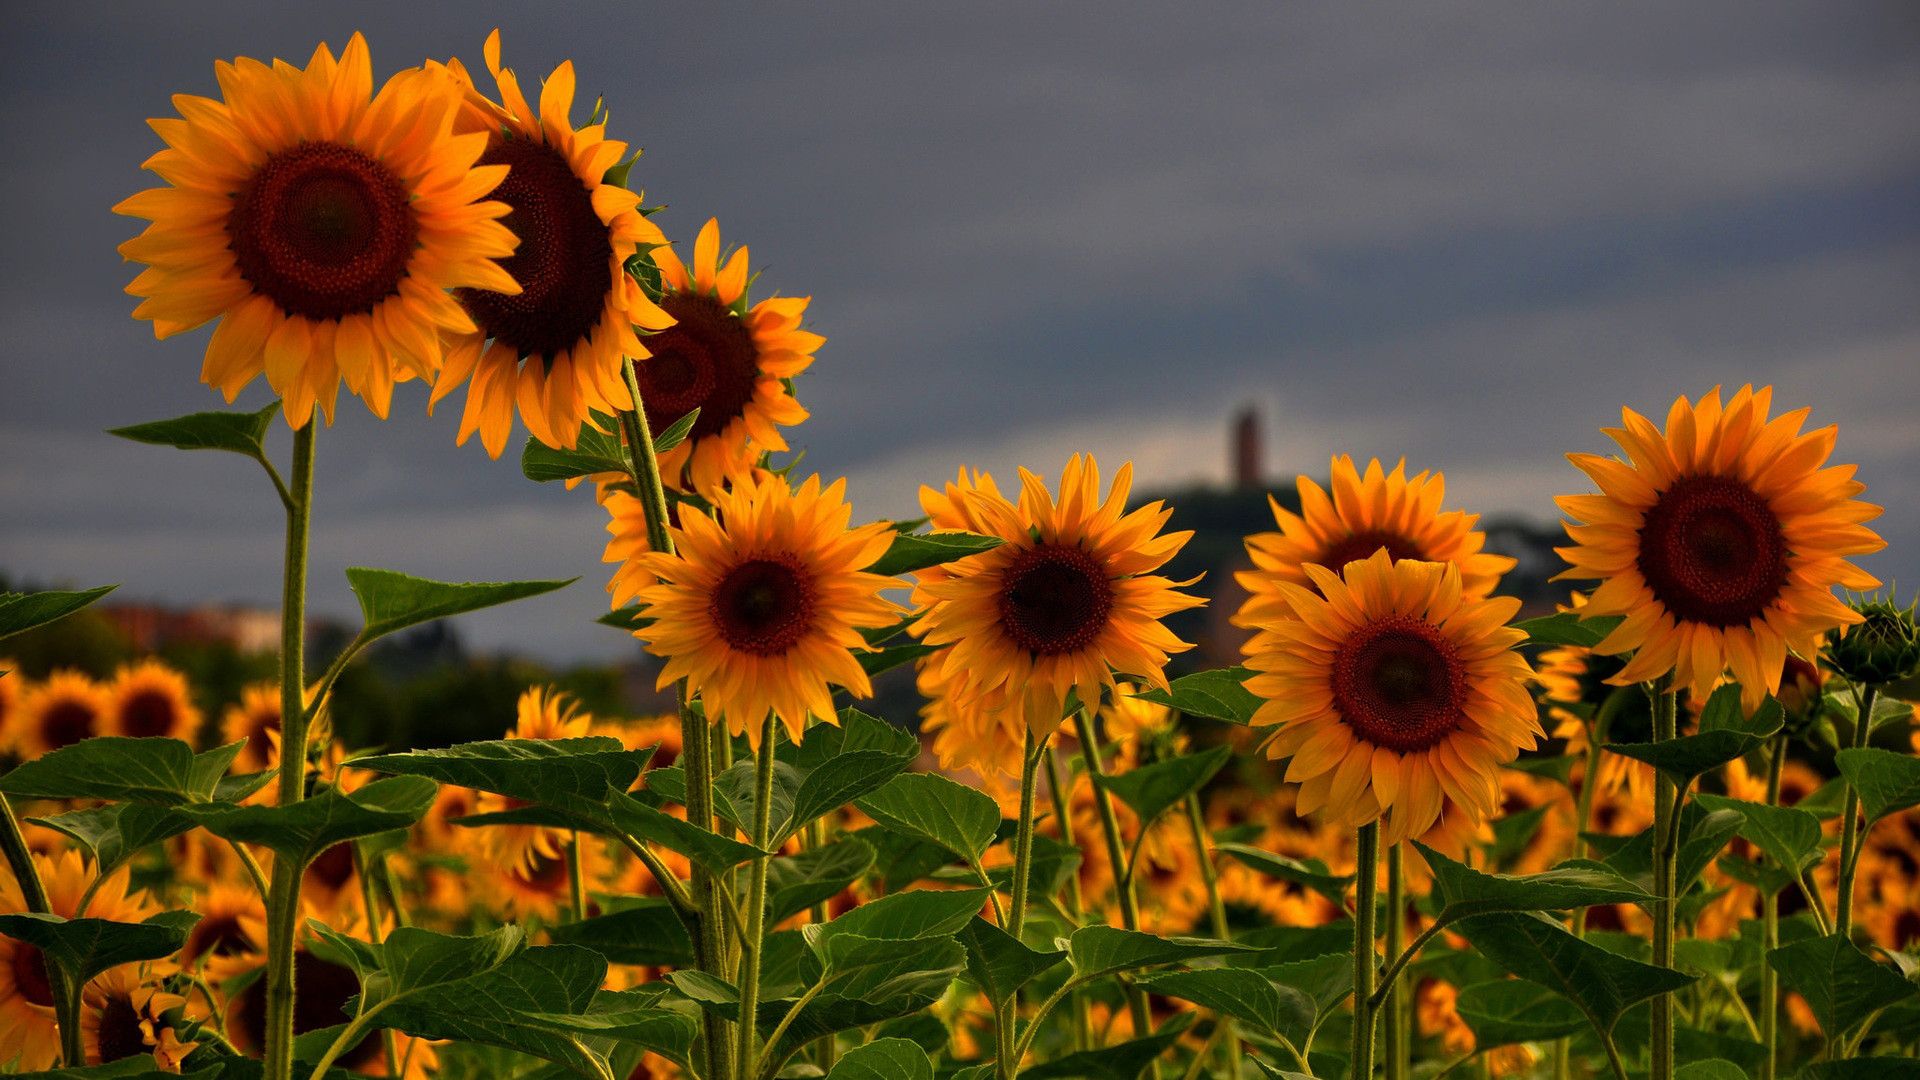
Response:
[1066, 925, 1253, 982]
[1692, 793, 1824, 874]
[778, 749, 913, 843]
[0, 910, 198, 986]
[353, 737, 651, 828]
[608, 791, 767, 875]
[1517, 611, 1624, 648]
[1593, 802, 1744, 897]
[1455, 911, 1696, 1037]
[854, 771, 1001, 865]
[856, 641, 941, 679]
[1674, 1062, 1749, 1080]
[1835, 748, 1920, 823]
[1096, 745, 1232, 828]
[1605, 686, 1783, 785]
[345, 567, 574, 643]
[650, 408, 700, 453]
[373, 945, 614, 1080]
[383, 924, 525, 996]
[1135, 966, 1315, 1045]
[1797, 1062, 1920, 1079]
[957, 916, 1066, 1005]
[0, 585, 117, 642]
[520, 422, 629, 483]
[764, 839, 874, 927]
[1214, 843, 1355, 905]
[786, 708, 920, 766]
[1416, 842, 1652, 926]
[867, 531, 1004, 577]
[543, 988, 698, 1067]
[108, 401, 277, 458]
[0, 737, 244, 804]
[810, 887, 992, 945]
[182, 775, 437, 869]
[1020, 1013, 1196, 1080]
[548, 899, 693, 967]
[1767, 934, 1917, 1037]
[596, 605, 650, 633]
[812, 932, 968, 1000]
[825, 1038, 934, 1080]
[1453, 979, 1587, 1046]
[27, 803, 196, 877]
[1130, 668, 1261, 725]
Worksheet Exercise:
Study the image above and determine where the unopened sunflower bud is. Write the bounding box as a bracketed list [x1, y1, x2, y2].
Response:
[1825, 594, 1920, 688]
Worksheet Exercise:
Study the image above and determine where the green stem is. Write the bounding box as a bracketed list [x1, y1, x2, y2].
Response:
[618, 355, 732, 1080]
[1558, 709, 1607, 1080]
[733, 711, 778, 1080]
[263, 421, 316, 1080]
[757, 980, 827, 1080]
[566, 830, 586, 922]
[1761, 733, 1786, 1080]
[0, 795, 78, 1065]
[1185, 791, 1240, 1077]
[1000, 730, 1046, 1079]
[1383, 842, 1406, 1080]
[1072, 708, 1156, 1050]
[1352, 823, 1380, 1080]
[1835, 684, 1879, 935]
[1648, 676, 1677, 1080]
[1045, 747, 1094, 1053]
[350, 842, 401, 1080]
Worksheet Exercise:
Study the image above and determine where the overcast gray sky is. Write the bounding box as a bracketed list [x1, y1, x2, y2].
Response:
[4, 2, 1917, 662]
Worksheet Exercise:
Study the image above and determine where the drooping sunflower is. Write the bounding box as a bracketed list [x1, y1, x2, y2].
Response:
[82, 965, 199, 1069]
[475, 686, 593, 873]
[221, 681, 282, 773]
[116, 34, 518, 426]
[177, 883, 267, 987]
[915, 455, 1206, 739]
[632, 472, 902, 747]
[104, 659, 201, 741]
[1237, 457, 1515, 638]
[1556, 385, 1884, 710]
[15, 669, 111, 758]
[1241, 550, 1540, 844]
[632, 218, 819, 494]
[430, 31, 674, 457]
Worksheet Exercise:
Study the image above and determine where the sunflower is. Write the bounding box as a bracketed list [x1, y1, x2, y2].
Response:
[227, 926, 438, 1077]
[15, 669, 111, 758]
[104, 659, 201, 742]
[917, 660, 1027, 813]
[1241, 550, 1540, 844]
[1237, 457, 1515, 636]
[633, 218, 819, 494]
[430, 31, 674, 457]
[0, 666, 18, 751]
[116, 34, 517, 426]
[631, 472, 902, 748]
[594, 712, 683, 770]
[915, 455, 1205, 739]
[0, 853, 161, 1071]
[221, 682, 283, 773]
[1556, 385, 1884, 710]
[474, 686, 593, 874]
[81, 965, 198, 1069]
[177, 883, 267, 988]
[1101, 682, 1180, 746]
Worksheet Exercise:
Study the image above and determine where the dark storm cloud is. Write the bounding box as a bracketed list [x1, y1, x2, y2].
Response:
[3, 1, 1917, 661]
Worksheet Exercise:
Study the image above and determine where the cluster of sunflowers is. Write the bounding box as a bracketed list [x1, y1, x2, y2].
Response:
[0, 26, 1915, 1080]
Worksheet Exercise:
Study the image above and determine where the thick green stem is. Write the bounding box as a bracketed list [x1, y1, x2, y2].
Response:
[263, 421, 316, 1080]
[1044, 748, 1094, 1053]
[1383, 842, 1406, 1080]
[1352, 823, 1380, 1080]
[566, 831, 587, 922]
[1186, 791, 1240, 1078]
[1760, 734, 1786, 1080]
[1835, 685, 1879, 935]
[734, 712, 778, 1080]
[1072, 708, 1156, 1050]
[1648, 677, 1677, 1080]
[618, 355, 732, 1080]
[1, 794, 79, 1064]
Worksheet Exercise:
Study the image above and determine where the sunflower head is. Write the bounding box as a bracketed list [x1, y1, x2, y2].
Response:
[221, 682, 283, 774]
[16, 670, 111, 758]
[633, 472, 903, 747]
[430, 30, 674, 457]
[914, 455, 1205, 739]
[1825, 593, 1920, 689]
[634, 218, 820, 494]
[1556, 385, 1884, 711]
[116, 34, 519, 426]
[476, 686, 593, 873]
[1242, 549, 1539, 844]
[105, 659, 201, 742]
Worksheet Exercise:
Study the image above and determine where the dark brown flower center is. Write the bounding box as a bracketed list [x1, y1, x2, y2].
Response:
[1636, 475, 1788, 628]
[234, 952, 378, 1068]
[42, 700, 99, 750]
[1315, 530, 1425, 582]
[119, 689, 180, 738]
[710, 557, 816, 656]
[183, 912, 255, 965]
[636, 291, 760, 442]
[997, 543, 1114, 657]
[1331, 615, 1466, 753]
[10, 943, 53, 1007]
[94, 991, 149, 1063]
[305, 842, 357, 893]
[457, 137, 613, 366]
[228, 141, 417, 321]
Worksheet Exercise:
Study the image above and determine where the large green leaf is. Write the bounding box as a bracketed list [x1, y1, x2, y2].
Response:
[520, 421, 629, 483]
[1454, 911, 1696, 1037]
[354, 738, 650, 807]
[1136, 966, 1315, 1046]
[868, 531, 1004, 577]
[373, 945, 615, 1080]
[1591, 802, 1744, 897]
[812, 932, 969, 1000]
[1066, 925, 1253, 982]
[0, 910, 198, 986]
[825, 1038, 934, 1080]
[777, 746, 912, 843]
[108, 401, 278, 458]
[1417, 842, 1652, 925]
[182, 775, 437, 869]
[345, 568, 574, 642]
[607, 791, 767, 875]
[1673, 1062, 1749, 1080]
[1453, 979, 1586, 1046]
[1605, 685, 1783, 785]
[857, 642, 942, 679]
[1835, 748, 1920, 823]
[1517, 611, 1624, 648]
[1214, 843, 1354, 905]
[854, 772, 1001, 865]
[28, 803, 198, 878]
[382, 925, 525, 997]
[0, 585, 118, 642]
[764, 839, 875, 927]
[1767, 934, 1918, 1038]
[1096, 745, 1232, 828]
[1130, 668, 1262, 725]
[808, 887, 991, 946]
[0, 737, 245, 804]
[548, 900, 693, 967]
[956, 916, 1066, 1006]
[1020, 1013, 1196, 1080]
[1691, 793, 1823, 874]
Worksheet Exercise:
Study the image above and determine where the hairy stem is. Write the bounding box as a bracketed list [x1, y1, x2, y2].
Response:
[0, 794, 78, 1064]
[1835, 684, 1879, 935]
[1352, 823, 1380, 1080]
[734, 711, 778, 1080]
[1647, 676, 1677, 1080]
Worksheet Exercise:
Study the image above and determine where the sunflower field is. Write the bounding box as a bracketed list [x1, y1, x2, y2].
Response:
[4, 27, 1920, 1080]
